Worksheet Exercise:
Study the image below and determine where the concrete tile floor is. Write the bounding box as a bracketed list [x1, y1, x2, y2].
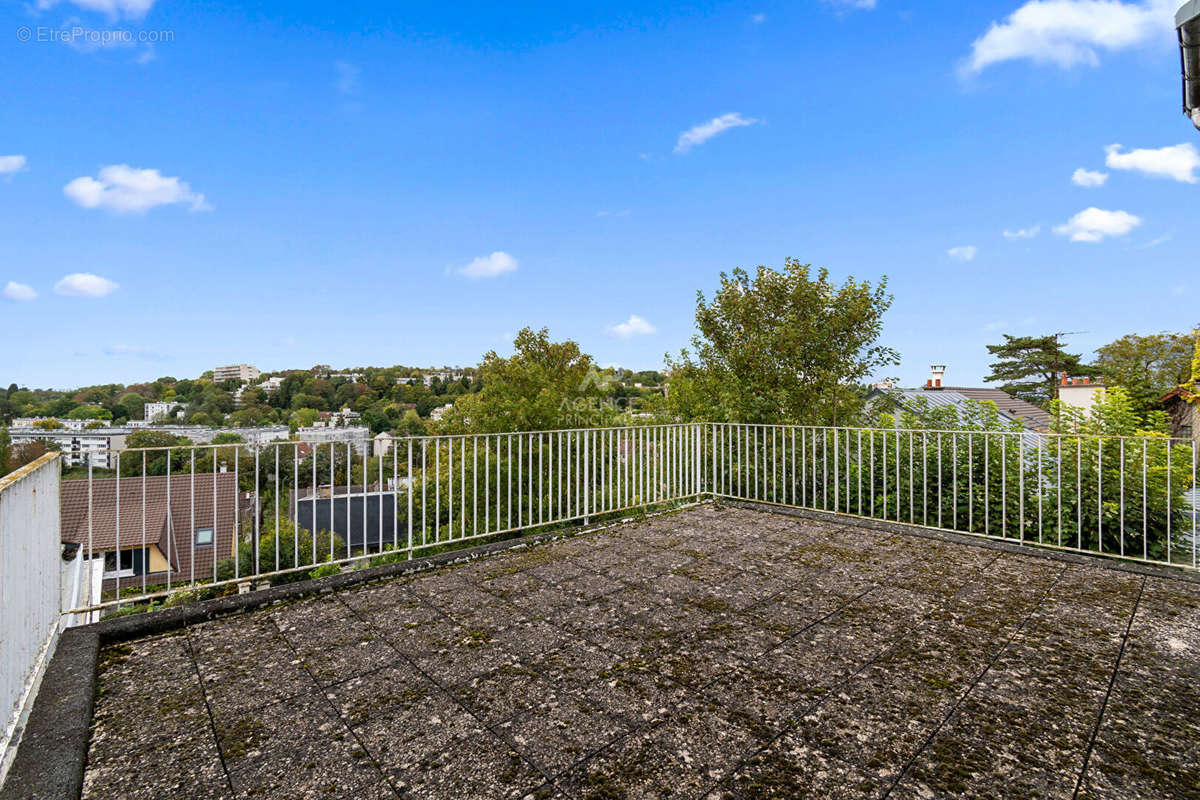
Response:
[82, 505, 1200, 799]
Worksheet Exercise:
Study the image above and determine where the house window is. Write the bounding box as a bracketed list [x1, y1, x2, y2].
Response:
[196, 527, 214, 547]
[103, 550, 136, 579]
[1181, 425, 1193, 441]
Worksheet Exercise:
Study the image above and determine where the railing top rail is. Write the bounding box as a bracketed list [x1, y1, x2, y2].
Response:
[709, 421, 1194, 445]
[63, 422, 698, 457]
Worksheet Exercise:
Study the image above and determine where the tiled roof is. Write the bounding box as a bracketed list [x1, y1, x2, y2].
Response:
[891, 387, 1051, 432]
[60, 474, 240, 579]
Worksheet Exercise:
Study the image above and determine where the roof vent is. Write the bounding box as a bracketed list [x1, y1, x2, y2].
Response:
[930, 365, 946, 389]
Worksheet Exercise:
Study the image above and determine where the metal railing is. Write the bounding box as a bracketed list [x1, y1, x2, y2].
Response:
[59, 422, 1199, 614]
[65, 423, 707, 612]
[711, 423, 1199, 569]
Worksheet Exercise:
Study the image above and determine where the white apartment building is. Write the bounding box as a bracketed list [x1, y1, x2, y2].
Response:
[423, 371, 464, 387]
[143, 401, 177, 422]
[7, 427, 128, 468]
[260, 376, 285, 394]
[213, 364, 261, 383]
[297, 424, 371, 455]
[11, 417, 91, 432]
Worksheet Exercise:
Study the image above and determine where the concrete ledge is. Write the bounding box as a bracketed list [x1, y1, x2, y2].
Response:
[0, 628, 98, 800]
[720, 499, 1200, 586]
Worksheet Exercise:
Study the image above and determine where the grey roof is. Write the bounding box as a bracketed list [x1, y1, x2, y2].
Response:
[889, 387, 1052, 432]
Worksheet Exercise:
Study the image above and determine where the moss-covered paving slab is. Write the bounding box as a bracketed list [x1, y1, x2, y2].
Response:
[80, 505, 1200, 799]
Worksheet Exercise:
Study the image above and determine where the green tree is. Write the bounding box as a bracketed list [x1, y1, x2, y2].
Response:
[667, 259, 897, 425]
[438, 328, 607, 433]
[399, 409, 426, 436]
[67, 404, 112, 420]
[1094, 330, 1196, 415]
[217, 517, 345, 585]
[985, 334, 1089, 408]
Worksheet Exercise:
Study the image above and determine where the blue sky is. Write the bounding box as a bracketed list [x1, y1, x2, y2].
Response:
[1, 0, 1195, 390]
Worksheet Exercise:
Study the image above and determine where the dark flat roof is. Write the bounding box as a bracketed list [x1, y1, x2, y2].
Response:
[79, 505, 1200, 799]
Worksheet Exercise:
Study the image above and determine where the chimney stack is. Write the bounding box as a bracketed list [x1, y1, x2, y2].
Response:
[930, 365, 946, 389]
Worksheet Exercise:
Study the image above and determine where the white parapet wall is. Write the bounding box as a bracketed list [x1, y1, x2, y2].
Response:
[0, 454, 62, 785]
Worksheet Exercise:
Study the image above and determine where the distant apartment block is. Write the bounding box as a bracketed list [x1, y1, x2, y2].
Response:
[7, 427, 128, 468]
[213, 364, 261, 383]
[423, 371, 463, 387]
[297, 424, 370, 455]
[260, 376, 285, 394]
[143, 401, 178, 422]
[11, 417, 92, 432]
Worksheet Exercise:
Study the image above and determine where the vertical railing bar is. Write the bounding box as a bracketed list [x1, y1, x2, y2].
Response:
[1119, 438, 1126, 557]
[143, 450, 149, 593]
[115, 453, 121, 605]
[192, 448, 198, 585]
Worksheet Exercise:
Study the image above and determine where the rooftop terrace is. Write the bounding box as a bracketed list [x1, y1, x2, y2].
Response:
[78, 504, 1200, 800]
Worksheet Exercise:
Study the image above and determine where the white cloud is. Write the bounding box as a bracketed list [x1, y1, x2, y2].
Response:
[947, 245, 977, 261]
[103, 344, 167, 360]
[1053, 207, 1141, 242]
[1071, 168, 1108, 187]
[750, 12, 766, 23]
[54, 273, 119, 297]
[674, 112, 759, 154]
[984, 320, 1009, 331]
[0, 155, 27, 176]
[334, 61, 360, 95]
[596, 209, 631, 217]
[3, 281, 38, 301]
[1003, 225, 1041, 239]
[459, 251, 518, 279]
[64, 165, 210, 214]
[1104, 143, 1200, 183]
[35, 0, 155, 19]
[1138, 233, 1172, 249]
[607, 315, 657, 339]
[824, 0, 877, 9]
[963, 0, 1174, 74]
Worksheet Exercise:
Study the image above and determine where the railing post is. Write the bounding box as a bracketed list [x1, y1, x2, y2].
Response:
[583, 428, 590, 525]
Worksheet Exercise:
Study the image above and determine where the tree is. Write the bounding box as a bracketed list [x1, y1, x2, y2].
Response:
[667, 259, 897, 425]
[67, 404, 112, 421]
[0, 427, 9, 476]
[984, 334, 1088, 408]
[437, 328, 606, 433]
[1094, 330, 1196, 415]
[399, 409, 426, 437]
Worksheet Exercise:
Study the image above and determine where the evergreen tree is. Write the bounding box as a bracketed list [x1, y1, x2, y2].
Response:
[984, 334, 1089, 408]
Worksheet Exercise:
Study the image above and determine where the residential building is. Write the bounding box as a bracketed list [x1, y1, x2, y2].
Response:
[869, 364, 1052, 433]
[143, 401, 177, 423]
[297, 424, 370, 454]
[1057, 376, 1105, 417]
[213, 364, 261, 383]
[7, 427, 128, 468]
[423, 371, 463, 387]
[11, 417, 91, 432]
[260, 376, 285, 394]
[59, 473, 242, 592]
